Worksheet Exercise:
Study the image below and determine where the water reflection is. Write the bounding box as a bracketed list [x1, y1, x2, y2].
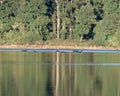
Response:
[0, 52, 120, 96]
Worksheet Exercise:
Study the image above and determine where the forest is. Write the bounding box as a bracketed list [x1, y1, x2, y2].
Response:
[0, 0, 119, 47]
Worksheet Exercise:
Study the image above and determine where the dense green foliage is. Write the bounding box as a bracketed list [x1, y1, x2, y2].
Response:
[0, 0, 119, 46]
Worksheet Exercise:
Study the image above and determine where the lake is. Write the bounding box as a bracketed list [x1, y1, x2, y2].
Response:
[0, 51, 120, 96]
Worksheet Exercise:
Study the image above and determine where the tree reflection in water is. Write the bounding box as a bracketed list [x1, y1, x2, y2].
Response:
[55, 52, 59, 96]
[0, 52, 119, 96]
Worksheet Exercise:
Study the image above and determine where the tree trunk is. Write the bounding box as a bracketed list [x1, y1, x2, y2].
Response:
[80, 35, 83, 42]
[69, 0, 74, 39]
[69, 24, 72, 38]
[55, 0, 60, 39]
[52, 14, 56, 35]
[0, 0, 3, 4]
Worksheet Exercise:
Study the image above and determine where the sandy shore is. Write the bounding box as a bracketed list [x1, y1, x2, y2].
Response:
[0, 44, 118, 50]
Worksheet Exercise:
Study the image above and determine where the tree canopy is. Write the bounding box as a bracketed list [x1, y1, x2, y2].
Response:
[0, 0, 119, 46]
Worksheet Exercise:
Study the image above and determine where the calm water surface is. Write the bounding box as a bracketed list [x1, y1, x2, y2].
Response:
[0, 52, 120, 96]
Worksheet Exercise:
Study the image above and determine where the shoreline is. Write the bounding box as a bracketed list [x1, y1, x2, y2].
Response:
[0, 44, 119, 50]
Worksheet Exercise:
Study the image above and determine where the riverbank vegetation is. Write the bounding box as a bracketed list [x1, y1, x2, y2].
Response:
[0, 0, 119, 47]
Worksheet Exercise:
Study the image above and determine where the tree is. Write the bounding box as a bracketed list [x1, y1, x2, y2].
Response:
[55, 0, 60, 39]
[73, 2, 95, 41]
[103, 0, 119, 15]
[90, 0, 104, 21]
[0, 0, 18, 38]
[94, 0, 119, 46]
[15, 0, 49, 42]
[59, 0, 74, 39]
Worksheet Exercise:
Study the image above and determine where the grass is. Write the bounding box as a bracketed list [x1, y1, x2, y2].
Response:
[0, 38, 119, 50]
